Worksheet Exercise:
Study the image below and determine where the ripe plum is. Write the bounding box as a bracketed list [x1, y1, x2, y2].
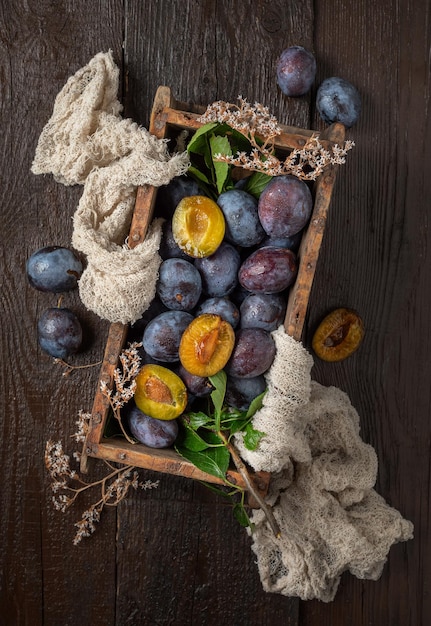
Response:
[172, 195, 225, 258]
[258, 175, 313, 238]
[143, 310, 193, 362]
[226, 328, 276, 378]
[177, 364, 213, 397]
[27, 246, 83, 292]
[37, 307, 83, 358]
[217, 189, 265, 247]
[194, 242, 241, 297]
[179, 313, 235, 377]
[261, 231, 302, 252]
[316, 77, 361, 128]
[196, 297, 240, 329]
[126, 405, 179, 448]
[312, 308, 364, 362]
[238, 246, 297, 294]
[225, 375, 266, 411]
[240, 293, 286, 331]
[134, 363, 187, 420]
[156, 258, 202, 311]
[276, 46, 316, 97]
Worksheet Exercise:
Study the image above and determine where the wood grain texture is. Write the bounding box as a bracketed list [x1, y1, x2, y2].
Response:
[0, 0, 429, 624]
[301, 0, 431, 624]
[0, 1, 124, 624]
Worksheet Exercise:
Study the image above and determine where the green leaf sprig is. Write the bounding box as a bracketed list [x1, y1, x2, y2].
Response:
[186, 122, 272, 200]
[175, 370, 280, 536]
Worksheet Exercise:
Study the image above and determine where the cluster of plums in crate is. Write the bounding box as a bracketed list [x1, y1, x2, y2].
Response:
[122, 173, 313, 448]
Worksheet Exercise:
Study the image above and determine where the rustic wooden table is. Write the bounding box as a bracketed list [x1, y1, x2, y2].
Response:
[1, 1, 429, 624]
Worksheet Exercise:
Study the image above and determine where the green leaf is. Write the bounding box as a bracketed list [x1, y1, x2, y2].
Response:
[175, 445, 230, 481]
[179, 427, 211, 452]
[187, 122, 219, 154]
[180, 420, 223, 451]
[187, 164, 211, 184]
[243, 171, 273, 198]
[209, 371, 227, 414]
[185, 411, 214, 430]
[221, 390, 266, 436]
[209, 370, 227, 431]
[242, 422, 266, 451]
[226, 416, 250, 436]
[209, 133, 232, 194]
[233, 502, 253, 528]
[215, 124, 252, 154]
[245, 390, 267, 418]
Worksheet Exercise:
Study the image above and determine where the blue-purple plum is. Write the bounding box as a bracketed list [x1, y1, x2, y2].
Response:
[240, 293, 286, 331]
[276, 46, 316, 97]
[37, 307, 82, 358]
[225, 375, 267, 411]
[27, 246, 83, 293]
[261, 231, 302, 253]
[196, 297, 240, 329]
[217, 189, 265, 247]
[156, 258, 202, 311]
[238, 247, 297, 294]
[159, 220, 190, 260]
[126, 405, 179, 448]
[258, 175, 313, 238]
[316, 77, 361, 128]
[143, 310, 194, 362]
[226, 328, 276, 378]
[177, 364, 213, 397]
[194, 242, 241, 297]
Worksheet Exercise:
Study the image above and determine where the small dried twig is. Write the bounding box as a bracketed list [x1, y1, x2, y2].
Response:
[217, 430, 280, 538]
[54, 358, 103, 377]
[198, 96, 354, 180]
[45, 437, 159, 544]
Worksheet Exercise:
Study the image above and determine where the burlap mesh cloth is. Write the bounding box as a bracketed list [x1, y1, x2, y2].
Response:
[31, 50, 189, 323]
[32, 52, 413, 602]
[234, 328, 413, 601]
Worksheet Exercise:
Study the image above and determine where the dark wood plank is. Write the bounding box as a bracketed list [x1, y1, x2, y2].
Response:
[123, 0, 313, 130]
[116, 484, 299, 626]
[300, 0, 431, 624]
[0, 1, 124, 624]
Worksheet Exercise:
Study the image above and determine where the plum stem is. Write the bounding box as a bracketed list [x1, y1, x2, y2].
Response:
[217, 430, 281, 538]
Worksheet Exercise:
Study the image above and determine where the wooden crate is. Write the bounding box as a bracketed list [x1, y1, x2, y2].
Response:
[80, 86, 345, 500]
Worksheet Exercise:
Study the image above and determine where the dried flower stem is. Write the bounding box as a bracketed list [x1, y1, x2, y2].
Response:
[45, 438, 159, 544]
[198, 96, 354, 180]
[100, 341, 143, 444]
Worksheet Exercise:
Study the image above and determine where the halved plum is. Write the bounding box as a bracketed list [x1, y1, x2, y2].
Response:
[312, 308, 364, 362]
[172, 195, 225, 258]
[134, 364, 188, 420]
[179, 313, 235, 377]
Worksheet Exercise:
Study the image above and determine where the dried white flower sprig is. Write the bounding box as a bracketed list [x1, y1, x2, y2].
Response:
[199, 96, 281, 145]
[100, 341, 142, 444]
[198, 96, 354, 180]
[45, 425, 159, 545]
